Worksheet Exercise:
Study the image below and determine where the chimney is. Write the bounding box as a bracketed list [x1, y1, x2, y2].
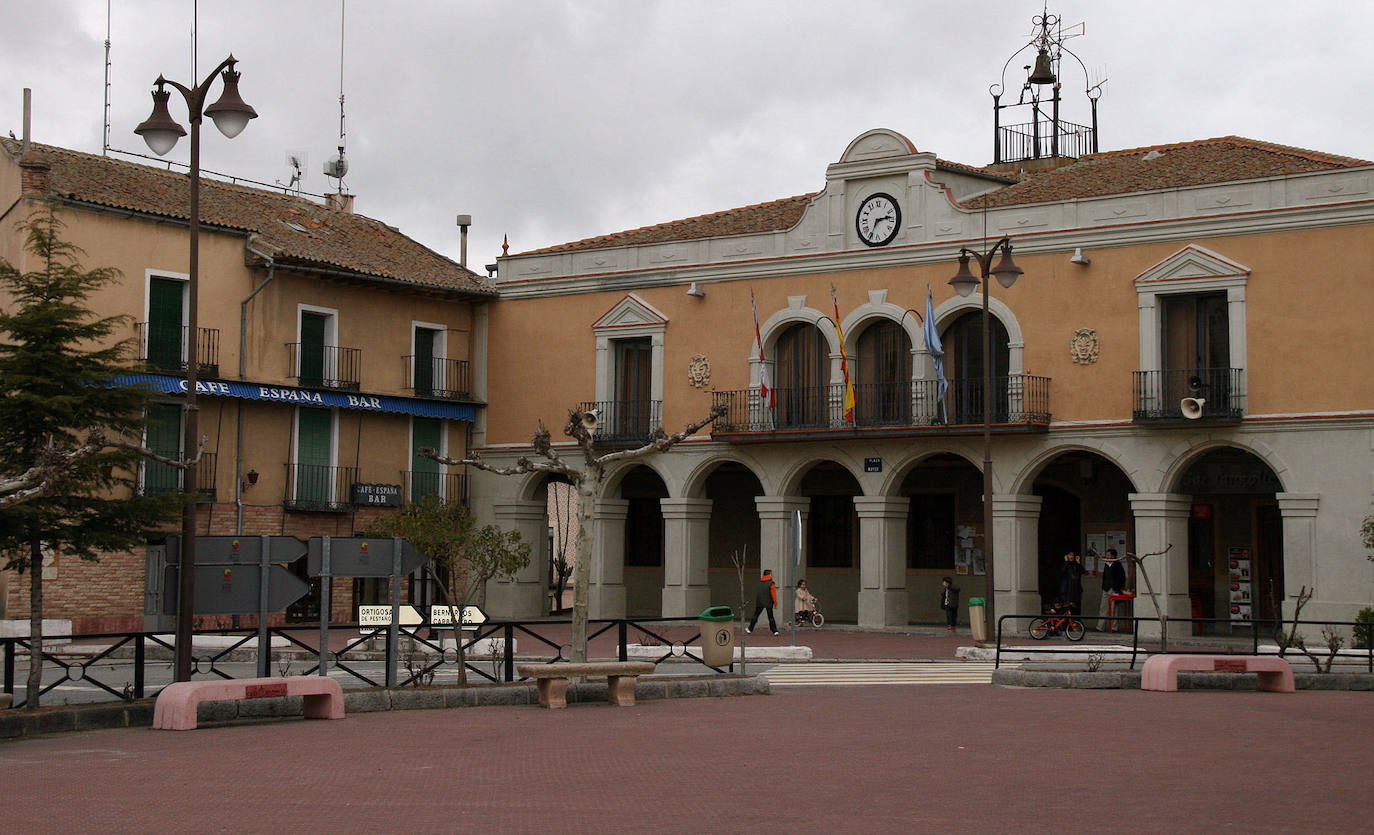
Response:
[325, 192, 355, 213]
[18, 87, 50, 195]
[456, 214, 472, 267]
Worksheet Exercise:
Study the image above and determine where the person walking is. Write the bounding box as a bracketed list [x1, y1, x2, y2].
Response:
[747, 569, 779, 635]
[939, 577, 961, 632]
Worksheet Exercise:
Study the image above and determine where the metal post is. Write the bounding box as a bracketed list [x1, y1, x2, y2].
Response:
[386, 537, 401, 688]
[503, 623, 514, 682]
[134, 634, 145, 699]
[4, 639, 14, 696]
[618, 620, 628, 662]
[318, 537, 331, 677]
[981, 269, 997, 635]
[256, 535, 271, 678]
[176, 110, 202, 684]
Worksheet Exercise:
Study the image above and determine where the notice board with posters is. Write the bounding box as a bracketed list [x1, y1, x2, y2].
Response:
[1228, 547, 1253, 624]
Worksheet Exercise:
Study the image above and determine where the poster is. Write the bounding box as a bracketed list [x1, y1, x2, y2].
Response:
[971, 548, 986, 576]
[1228, 547, 1252, 625]
[1085, 533, 1106, 576]
[954, 548, 970, 575]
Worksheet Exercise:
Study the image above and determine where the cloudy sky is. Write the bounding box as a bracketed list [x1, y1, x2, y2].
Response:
[4, 1, 1372, 271]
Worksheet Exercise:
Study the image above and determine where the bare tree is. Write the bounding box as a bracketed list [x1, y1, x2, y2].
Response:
[1123, 544, 1172, 651]
[0, 429, 199, 510]
[730, 545, 750, 676]
[426, 403, 724, 662]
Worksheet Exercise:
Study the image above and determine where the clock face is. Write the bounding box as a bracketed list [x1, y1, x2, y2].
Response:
[856, 192, 901, 247]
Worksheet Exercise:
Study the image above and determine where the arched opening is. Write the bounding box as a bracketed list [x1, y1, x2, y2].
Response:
[775, 322, 829, 428]
[855, 319, 912, 425]
[618, 465, 668, 617]
[799, 461, 861, 622]
[543, 475, 576, 613]
[944, 310, 1010, 424]
[704, 462, 765, 606]
[1032, 452, 1136, 616]
[1175, 448, 1284, 628]
[899, 453, 986, 623]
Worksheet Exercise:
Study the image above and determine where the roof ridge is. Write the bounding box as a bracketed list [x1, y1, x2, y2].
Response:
[1084, 135, 1371, 166]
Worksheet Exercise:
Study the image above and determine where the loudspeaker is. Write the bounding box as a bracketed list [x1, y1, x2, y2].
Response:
[1180, 397, 1206, 419]
[581, 408, 600, 435]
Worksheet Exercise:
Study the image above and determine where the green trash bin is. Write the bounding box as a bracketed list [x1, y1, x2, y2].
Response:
[699, 605, 735, 667]
[968, 597, 987, 643]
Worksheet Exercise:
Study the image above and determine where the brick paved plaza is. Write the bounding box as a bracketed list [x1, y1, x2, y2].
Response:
[4, 683, 1368, 833]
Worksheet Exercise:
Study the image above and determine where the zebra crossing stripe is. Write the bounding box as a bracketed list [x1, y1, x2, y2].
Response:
[762, 662, 996, 686]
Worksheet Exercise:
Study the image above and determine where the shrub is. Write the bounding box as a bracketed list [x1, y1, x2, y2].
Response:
[1354, 607, 1374, 650]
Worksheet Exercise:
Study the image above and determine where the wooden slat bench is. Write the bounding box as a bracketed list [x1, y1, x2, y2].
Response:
[152, 675, 346, 730]
[1141, 654, 1295, 693]
[516, 661, 655, 709]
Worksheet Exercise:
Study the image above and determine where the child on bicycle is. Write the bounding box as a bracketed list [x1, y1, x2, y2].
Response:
[795, 579, 818, 620]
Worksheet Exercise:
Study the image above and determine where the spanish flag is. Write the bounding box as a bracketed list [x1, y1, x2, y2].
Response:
[832, 286, 856, 424]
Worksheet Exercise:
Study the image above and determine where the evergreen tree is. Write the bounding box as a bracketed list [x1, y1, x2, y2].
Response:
[0, 206, 182, 708]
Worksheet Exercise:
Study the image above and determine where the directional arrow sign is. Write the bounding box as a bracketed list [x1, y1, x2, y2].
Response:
[163, 565, 309, 615]
[359, 605, 424, 627]
[429, 604, 488, 629]
[195, 536, 307, 565]
[306, 537, 430, 578]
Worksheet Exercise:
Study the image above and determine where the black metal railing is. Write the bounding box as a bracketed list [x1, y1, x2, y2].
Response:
[996, 118, 1095, 164]
[140, 451, 217, 500]
[135, 323, 220, 378]
[712, 375, 1051, 434]
[403, 356, 472, 400]
[577, 399, 663, 444]
[1133, 368, 1245, 422]
[283, 463, 358, 511]
[402, 470, 469, 505]
[286, 343, 362, 391]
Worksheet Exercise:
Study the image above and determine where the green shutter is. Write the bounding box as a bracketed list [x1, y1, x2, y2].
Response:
[144, 403, 182, 495]
[414, 328, 436, 396]
[147, 278, 184, 370]
[300, 312, 327, 386]
[295, 407, 333, 506]
[411, 417, 442, 501]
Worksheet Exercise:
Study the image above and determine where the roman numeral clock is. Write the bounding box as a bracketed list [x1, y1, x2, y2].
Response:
[856, 192, 901, 247]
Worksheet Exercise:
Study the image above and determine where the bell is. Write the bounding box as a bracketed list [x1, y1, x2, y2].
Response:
[1029, 48, 1056, 85]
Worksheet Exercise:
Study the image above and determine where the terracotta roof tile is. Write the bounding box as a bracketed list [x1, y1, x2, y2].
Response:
[3, 139, 491, 296]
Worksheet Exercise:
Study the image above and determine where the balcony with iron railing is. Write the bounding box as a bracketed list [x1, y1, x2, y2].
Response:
[711, 376, 1051, 441]
[139, 451, 217, 501]
[402, 470, 469, 505]
[135, 323, 220, 378]
[1133, 368, 1245, 424]
[996, 118, 1095, 165]
[282, 463, 359, 512]
[577, 399, 663, 445]
[286, 343, 361, 391]
[403, 356, 472, 400]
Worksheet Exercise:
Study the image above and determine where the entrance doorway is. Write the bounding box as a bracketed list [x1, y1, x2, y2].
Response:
[1035, 484, 1080, 608]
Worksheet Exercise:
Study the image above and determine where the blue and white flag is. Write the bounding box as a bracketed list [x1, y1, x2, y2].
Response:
[924, 285, 948, 403]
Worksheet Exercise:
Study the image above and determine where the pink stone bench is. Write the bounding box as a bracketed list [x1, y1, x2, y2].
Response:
[1141, 654, 1295, 693]
[516, 661, 655, 709]
[153, 675, 345, 730]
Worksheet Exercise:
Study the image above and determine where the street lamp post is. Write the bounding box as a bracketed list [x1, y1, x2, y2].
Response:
[947, 237, 1023, 640]
[136, 56, 257, 682]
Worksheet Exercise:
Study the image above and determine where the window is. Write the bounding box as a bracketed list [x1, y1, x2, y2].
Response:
[143, 403, 182, 495]
[294, 406, 334, 508]
[856, 320, 911, 425]
[775, 323, 829, 428]
[592, 294, 666, 439]
[410, 417, 443, 502]
[1161, 292, 1231, 406]
[907, 493, 956, 569]
[298, 310, 332, 387]
[612, 337, 653, 438]
[412, 323, 447, 397]
[145, 277, 186, 371]
[943, 311, 1010, 424]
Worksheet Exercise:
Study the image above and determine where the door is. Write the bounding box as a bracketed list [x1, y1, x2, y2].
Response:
[147, 277, 184, 370]
[144, 403, 182, 495]
[299, 312, 328, 387]
[614, 337, 652, 438]
[1161, 293, 1229, 410]
[1253, 503, 1284, 623]
[414, 327, 437, 396]
[856, 320, 911, 425]
[296, 407, 333, 507]
[411, 417, 443, 501]
[775, 324, 828, 428]
[945, 312, 1010, 424]
[1035, 485, 1081, 608]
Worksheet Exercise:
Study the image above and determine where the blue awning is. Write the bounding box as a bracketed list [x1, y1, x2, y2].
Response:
[116, 374, 476, 421]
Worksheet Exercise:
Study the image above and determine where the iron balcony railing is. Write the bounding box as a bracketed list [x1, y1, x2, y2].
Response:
[711, 376, 1051, 435]
[402, 470, 469, 505]
[286, 343, 362, 391]
[996, 118, 1095, 164]
[134, 323, 220, 378]
[140, 451, 217, 501]
[283, 463, 358, 512]
[403, 356, 472, 400]
[1133, 368, 1245, 423]
[577, 399, 663, 444]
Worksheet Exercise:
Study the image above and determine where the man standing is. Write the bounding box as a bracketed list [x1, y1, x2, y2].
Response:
[747, 569, 779, 635]
[1097, 549, 1128, 630]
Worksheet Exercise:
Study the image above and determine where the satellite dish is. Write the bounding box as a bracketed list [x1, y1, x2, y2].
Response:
[323, 148, 348, 180]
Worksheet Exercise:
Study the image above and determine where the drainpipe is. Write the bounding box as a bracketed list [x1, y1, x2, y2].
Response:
[236, 236, 277, 534]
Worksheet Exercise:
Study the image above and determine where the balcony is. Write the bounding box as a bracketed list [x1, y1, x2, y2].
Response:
[578, 399, 663, 446]
[995, 118, 1095, 165]
[286, 343, 361, 391]
[711, 376, 1051, 442]
[1133, 368, 1245, 424]
[140, 451, 217, 501]
[402, 470, 469, 505]
[283, 463, 358, 512]
[403, 356, 472, 400]
[135, 323, 220, 378]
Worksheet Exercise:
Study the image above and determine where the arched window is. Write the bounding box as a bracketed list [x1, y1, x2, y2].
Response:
[855, 319, 911, 425]
[944, 312, 1010, 424]
[774, 323, 829, 428]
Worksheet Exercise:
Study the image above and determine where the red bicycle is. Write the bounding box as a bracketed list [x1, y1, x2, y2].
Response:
[1029, 608, 1085, 641]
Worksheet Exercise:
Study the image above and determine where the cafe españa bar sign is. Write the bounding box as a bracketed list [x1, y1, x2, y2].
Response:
[115, 373, 476, 421]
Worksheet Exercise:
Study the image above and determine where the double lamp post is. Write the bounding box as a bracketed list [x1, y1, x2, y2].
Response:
[135, 56, 257, 682]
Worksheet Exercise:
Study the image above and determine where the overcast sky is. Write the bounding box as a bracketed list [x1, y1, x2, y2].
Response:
[4, 1, 1372, 272]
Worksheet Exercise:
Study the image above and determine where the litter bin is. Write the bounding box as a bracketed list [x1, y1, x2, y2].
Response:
[968, 597, 987, 643]
[699, 605, 736, 667]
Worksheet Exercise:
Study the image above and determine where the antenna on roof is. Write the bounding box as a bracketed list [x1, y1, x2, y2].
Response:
[102, 0, 112, 154]
[323, 0, 350, 193]
[279, 152, 306, 194]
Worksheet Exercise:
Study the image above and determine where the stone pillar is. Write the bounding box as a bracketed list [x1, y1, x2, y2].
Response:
[756, 496, 808, 592]
[1129, 493, 1193, 630]
[993, 494, 1043, 621]
[588, 498, 629, 619]
[853, 497, 909, 627]
[1276, 493, 1320, 618]
[661, 498, 713, 617]
[486, 499, 548, 619]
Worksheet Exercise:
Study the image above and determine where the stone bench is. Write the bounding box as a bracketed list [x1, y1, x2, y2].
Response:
[1141, 654, 1295, 693]
[152, 675, 346, 730]
[516, 661, 655, 709]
